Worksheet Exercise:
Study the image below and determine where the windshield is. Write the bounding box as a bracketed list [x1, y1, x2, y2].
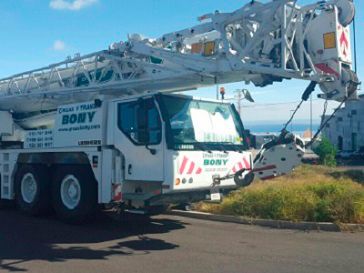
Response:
[159, 95, 245, 150]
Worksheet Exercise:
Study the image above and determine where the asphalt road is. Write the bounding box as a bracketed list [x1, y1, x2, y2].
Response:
[0, 209, 363, 273]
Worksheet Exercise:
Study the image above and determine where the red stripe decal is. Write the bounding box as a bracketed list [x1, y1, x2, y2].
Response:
[187, 162, 195, 175]
[238, 162, 243, 170]
[196, 168, 202, 174]
[232, 167, 237, 173]
[253, 165, 277, 173]
[179, 156, 188, 174]
[315, 63, 340, 78]
[243, 158, 251, 170]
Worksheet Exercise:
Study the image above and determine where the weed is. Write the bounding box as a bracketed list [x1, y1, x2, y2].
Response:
[196, 165, 364, 223]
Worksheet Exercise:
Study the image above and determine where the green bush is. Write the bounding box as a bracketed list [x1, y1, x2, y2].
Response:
[196, 165, 364, 223]
[314, 137, 337, 167]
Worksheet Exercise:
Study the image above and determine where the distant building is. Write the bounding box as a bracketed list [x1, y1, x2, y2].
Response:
[303, 129, 313, 139]
[322, 95, 364, 152]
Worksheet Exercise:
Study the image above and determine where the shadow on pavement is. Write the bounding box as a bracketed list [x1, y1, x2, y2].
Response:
[0, 208, 186, 272]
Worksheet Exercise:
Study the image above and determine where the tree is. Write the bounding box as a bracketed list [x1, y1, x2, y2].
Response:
[314, 137, 337, 167]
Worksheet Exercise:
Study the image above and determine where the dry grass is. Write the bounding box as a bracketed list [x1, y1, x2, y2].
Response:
[195, 165, 364, 224]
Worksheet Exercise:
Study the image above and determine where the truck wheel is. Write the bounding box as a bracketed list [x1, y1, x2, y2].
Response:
[52, 166, 97, 224]
[14, 165, 51, 215]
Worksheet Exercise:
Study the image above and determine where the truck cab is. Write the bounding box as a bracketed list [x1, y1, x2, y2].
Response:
[109, 93, 252, 211]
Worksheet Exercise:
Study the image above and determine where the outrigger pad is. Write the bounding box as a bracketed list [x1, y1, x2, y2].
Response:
[252, 132, 305, 181]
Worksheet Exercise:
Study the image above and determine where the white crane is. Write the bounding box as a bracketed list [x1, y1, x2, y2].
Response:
[0, 0, 360, 223]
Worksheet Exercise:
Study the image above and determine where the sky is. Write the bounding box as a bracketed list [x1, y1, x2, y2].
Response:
[0, 0, 362, 124]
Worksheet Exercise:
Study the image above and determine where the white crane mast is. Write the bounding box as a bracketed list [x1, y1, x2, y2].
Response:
[0, 0, 358, 114]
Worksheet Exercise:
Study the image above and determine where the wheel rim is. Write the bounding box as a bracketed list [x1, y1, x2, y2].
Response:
[21, 173, 38, 204]
[60, 175, 81, 210]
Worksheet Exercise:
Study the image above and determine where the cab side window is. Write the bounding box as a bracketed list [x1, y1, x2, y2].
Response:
[118, 99, 162, 145]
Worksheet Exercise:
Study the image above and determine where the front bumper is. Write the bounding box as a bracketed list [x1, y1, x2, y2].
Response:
[147, 186, 237, 207]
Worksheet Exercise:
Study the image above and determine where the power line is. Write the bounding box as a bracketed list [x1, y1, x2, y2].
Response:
[240, 99, 321, 108]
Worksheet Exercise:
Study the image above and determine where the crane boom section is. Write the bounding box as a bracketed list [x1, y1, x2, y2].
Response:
[0, 0, 358, 113]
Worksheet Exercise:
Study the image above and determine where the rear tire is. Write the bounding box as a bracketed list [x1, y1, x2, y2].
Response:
[52, 165, 98, 224]
[14, 164, 51, 215]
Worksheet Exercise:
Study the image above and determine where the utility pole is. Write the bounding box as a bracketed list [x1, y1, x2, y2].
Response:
[236, 90, 242, 116]
[232, 88, 254, 116]
[215, 76, 219, 100]
[310, 94, 313, 140]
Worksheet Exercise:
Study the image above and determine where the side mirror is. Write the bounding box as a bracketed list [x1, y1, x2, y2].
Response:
[145, 145, 157, 155]
[94, 99, 103, 108]
[242, 89, 255, 103]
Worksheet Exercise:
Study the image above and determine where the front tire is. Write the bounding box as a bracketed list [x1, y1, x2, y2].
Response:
[52, 165, 98, 224]
[14, 164, 51, 215]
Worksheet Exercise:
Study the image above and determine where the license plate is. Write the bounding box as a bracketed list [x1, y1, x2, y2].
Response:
[210, 192, 221, 201]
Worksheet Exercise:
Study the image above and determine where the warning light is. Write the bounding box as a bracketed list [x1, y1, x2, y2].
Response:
[323, 32, 336, 49]
[203, 41, 216, 56]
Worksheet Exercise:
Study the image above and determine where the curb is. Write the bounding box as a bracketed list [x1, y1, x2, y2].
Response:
[167, 210, 364, 232]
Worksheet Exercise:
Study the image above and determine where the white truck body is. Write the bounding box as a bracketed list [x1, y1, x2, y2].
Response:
[0, 94, 252, 213]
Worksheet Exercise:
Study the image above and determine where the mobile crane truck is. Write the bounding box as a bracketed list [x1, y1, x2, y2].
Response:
[0, 0, 359, 223]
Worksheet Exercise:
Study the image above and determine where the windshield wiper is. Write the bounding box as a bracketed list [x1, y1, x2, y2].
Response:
[209, 142, 244, 152]
[203, 142, 229, 153]
[195, 142, 212, 153]
[215, 143, 228, 153]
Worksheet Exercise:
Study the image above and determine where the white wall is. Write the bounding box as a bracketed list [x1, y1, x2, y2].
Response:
[322, 96, 364, 152]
